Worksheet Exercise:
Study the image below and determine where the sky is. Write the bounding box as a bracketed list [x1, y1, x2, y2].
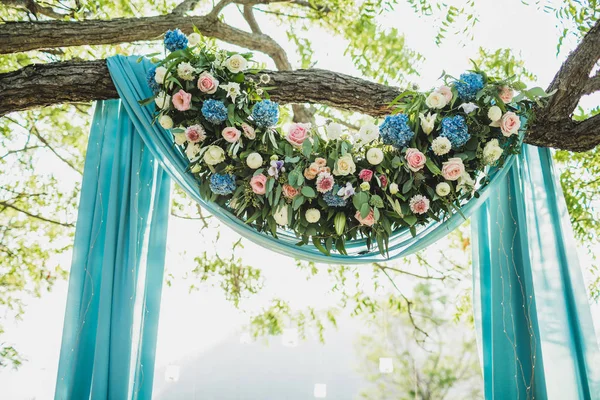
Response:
[0, 0, 599, 399]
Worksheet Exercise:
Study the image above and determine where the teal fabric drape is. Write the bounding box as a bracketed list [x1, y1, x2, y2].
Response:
[55, 100, 171, 399]
[472, 145, 600, 399]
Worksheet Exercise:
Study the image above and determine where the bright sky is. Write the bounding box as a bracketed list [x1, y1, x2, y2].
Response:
[0, 0, 599, 399]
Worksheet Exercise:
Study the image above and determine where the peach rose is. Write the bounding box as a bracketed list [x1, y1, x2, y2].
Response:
[437, 85, 453, 103]
[241, 123, 256, 140]
[222, 127, 241, 143]
[282, 184, 299, 199]
[285, 123, 311, 147]
[197, 72, 219, 94]
[405, 148, 426, 172]
[304, 163, 320, 180]
[315, 157, 327, 168]
[172, 89, 192, 111]
[499, 112, 521, 137]
[355, 209, 376, 227]
[441, 158, 465, 181]
[250, 174, 267, 195]
[499, 86, 514, 103]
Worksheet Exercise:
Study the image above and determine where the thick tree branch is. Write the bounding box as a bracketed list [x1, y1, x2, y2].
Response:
[1, 0, 72, 19]
[582, 70, 600, 96]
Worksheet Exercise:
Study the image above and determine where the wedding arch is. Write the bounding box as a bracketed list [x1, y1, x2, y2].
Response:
[1, 3, 600, 400]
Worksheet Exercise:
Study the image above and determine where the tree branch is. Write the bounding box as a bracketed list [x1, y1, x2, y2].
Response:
[171, 0, 202, 15]
[1, 0, 72, 20]
[582, 70, 600, 96]
[243, 5, 262, 34]
[0, 201, 74, 227]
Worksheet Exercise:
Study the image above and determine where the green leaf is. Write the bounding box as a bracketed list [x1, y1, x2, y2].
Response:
[425, 158, 441, 175]
[312, 237, 329, 256]
[302, 140, 313, 158]
[402, 178, 413, 194]
[301, 186, 316, 198]
[403, 215, 417, 226]
[360, 203, 371, 218]
[266, 177, 275, 194]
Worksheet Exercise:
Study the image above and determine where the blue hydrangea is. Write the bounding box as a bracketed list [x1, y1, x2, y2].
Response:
[323, 186, 347, 207]
[202, 99, 228, 124]
[146, 67, 160, 94]
[454, 72, 484, 101]
[379, 114, 414, 149]
[210, 173, 237, 195]
[440, 115, 470, 149]
[164, 29, 188, 52]
[251, 100, 279, 128]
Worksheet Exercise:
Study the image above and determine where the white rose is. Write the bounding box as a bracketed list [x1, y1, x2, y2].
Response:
[185, 143, 201, 160]
[154, 66, 167, 84]
[419, 112, 436, 134]
[431, 137, 451, 156]
[366, 148, 384, 165]
[273, 205, 288, 226]
[326, 123, 343, 141]
[246, 152, 263, 169]
[333, 154, 356, 176]
[159, 115, 173, 129]
[155, 92, 171, 109]
[487, 106, 502, 122]
[483, 139, 503, 164]
[174, 132, 186, 145]
[305, 208, 321, 223]
[225, 54, 248, 73]
[435, 182, 451, 197]
[425, 91, 447, 109]
[187, 32, 201, 46]
[389, 183, 399, 194]
[203, 145, 225, 166]
[358, 123, 380, 143]
[177, 62, 196, 81]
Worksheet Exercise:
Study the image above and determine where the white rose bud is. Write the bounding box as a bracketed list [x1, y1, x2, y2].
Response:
[389, 183, 399, 195]
[419, 112, 436, 134]
[225, 54, 248, 73]
[436, 182, 451, 197]
[360, 182, 370, 191]
[305, 208, 321, 223]
[187, 32, 201, 46]
[155, 92, 171, 109]
[425, 91, 447, 109]
[366, 147, 384, 165]
[154, 66, 167, 84]
[488, 106, 502, 122]
[159, 115, 173, 129]
[273, 205, 288, 226]
[326, 123, 343, 141]
[174, 132, 187, 145]
[246, 152, 263, 169]
[190, 164, 201, 173]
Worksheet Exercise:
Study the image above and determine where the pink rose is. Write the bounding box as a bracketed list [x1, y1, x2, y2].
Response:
[250, 174, 267, 195]
[358, 169, 373, 182]
[241, 123, 256, 140]
[316, 171, 334, 193]
[379, 174, 388, 188]
[355, 209, 376, 227]
[437, 85, 453, 103]
[185, 125, 206, 143]
[409, 195, 430, 215]
[405, 148, 426, 172]
[499, 112, 521, 137]
[285, 123, 311, 147]
[172, 89, 192, 111]
[441, 158, 465, 181]
[197, 72, 219, 94]
[222, 127, 241, 143]
[499, 86, 514, 104]
[282, 184, 299, 199]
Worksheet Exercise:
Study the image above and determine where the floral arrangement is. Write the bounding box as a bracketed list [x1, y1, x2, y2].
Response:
[142, 28, 541, 257]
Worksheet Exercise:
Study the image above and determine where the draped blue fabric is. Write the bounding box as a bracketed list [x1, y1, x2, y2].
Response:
[55, 54, 599, 400]
[472, 145, 600, 399]
[55, 100, 171, 399]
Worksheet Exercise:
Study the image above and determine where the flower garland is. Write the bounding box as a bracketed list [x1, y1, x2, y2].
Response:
[142, 28, 541, 257]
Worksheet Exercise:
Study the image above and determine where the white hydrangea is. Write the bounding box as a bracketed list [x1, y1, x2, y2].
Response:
[326, 123, 343, 141]
[357, 123, 380, 143]
[431, 136, 451, 156]
[177, 62, 196, 81]
[483, 139, 503, 164]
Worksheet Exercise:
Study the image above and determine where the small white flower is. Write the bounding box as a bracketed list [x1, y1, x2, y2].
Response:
[177, 62, 196, 81]
[389, 183, 399, 195]
[155, 92, 171, 109]
[225, 54, 248, 73]
[326, 123, 343, 141]
[246, 152, 263, 169]
[173, 132, 186, 145]
[458, 102, 479, 114]
[431, 137, 452, 156]
[154, 66, 167, 84]
[159, 115, 173, 129]
[273, 205, 288, 226]
[457, 172, 475, 194]
[220, 82, 241, 103]
[419, 112, 436, 134]
[360, 182, 371, 191]
[425, 91, 447, 109]
[305, 208, 321, 223]
[366, 147, 384, 165]
[487, 106, 502, 122]
[483, 139, 504, 164]
[435, 182, 451, 197]
[337, 182, 355, 199]
[260, 74, 271, 84]
[187, 32, 201, 46]
[185, 143, 201, 160]
[357, 123, 380, 143]
[256, 88, 264, 95]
